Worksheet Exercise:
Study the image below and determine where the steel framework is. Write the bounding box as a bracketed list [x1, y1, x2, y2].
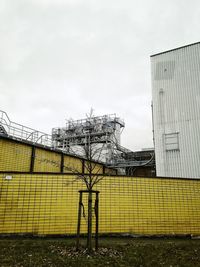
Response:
[52, 114, 126, 163]
[0, 110, 155, 170]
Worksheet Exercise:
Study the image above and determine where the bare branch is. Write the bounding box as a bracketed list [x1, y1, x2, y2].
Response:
[91, 175, 105, 188]
[63, 164, 89, 189]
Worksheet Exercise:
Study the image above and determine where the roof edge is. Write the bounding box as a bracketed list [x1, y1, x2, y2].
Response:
[150, 41, 200, 57]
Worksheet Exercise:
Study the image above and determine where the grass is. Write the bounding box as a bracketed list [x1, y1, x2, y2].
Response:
[0, 237, 200, 267]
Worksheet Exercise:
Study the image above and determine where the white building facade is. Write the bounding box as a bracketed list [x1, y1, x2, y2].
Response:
[151, 42, 200, 178]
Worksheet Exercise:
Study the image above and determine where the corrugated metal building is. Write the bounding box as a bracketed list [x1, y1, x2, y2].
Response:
[151, 42, 200, 178]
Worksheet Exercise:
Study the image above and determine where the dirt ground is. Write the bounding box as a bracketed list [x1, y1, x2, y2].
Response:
[0, 237, 200, 267]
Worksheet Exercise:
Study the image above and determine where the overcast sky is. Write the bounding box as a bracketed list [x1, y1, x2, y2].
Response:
[0, 0, 200, 151]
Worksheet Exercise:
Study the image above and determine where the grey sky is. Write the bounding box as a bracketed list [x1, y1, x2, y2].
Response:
[0, 0, 200, 150]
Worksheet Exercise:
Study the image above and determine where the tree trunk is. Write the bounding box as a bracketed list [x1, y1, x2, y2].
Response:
[95, 192, 99, 250]
[87, 190, 93, 252]
[76, 191, 82, 250]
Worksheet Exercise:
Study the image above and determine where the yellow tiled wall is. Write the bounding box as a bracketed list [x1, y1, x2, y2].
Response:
[0, 139, 32, 172]
[34, 148, 61, 173]
[63, 155, 83, 173]
[0, 174, 200, 235]
[0, 138, 114, 175]
[84, 161, 104, 175]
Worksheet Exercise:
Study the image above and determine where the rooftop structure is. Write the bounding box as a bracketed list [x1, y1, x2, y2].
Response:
[52, 114, 125, 163]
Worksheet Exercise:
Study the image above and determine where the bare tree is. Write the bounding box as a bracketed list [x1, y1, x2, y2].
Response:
[63, 110, 108, 252]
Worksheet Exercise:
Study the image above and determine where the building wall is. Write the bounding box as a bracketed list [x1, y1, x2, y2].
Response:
[0, 137, 115, 175]
[84, 162, 104, 175]
[0, 139, 32, 172]
[63, 155, 83, 173]
[34, 148, 61, 173]
[0, 173, 200, 235]
[151, 43, 200, 178]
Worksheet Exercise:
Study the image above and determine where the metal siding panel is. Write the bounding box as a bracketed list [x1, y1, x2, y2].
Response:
[151, 43, 200, 178]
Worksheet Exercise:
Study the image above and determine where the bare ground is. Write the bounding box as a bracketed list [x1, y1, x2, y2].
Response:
[0, 237, 200, 267]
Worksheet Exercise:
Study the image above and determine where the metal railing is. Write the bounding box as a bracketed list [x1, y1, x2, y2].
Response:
[0, 110, 52, 147]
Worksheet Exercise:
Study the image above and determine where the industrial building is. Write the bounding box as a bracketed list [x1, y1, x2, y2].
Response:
[52, 114, 155, 175]
[1, 42, 200, 237]
[52, 114, 125, 163]
[1, 42, 200, 179]
[151, 42, 200, 178]
[0, 110, 155, 176]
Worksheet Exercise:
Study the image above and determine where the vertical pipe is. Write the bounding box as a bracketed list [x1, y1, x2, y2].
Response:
[76, 191, 82, 250]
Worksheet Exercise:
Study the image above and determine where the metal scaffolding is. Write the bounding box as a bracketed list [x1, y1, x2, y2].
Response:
[52, 114, 125, 163]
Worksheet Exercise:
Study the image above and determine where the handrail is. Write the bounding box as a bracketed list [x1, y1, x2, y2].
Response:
[26, 131, 39, 141]
[0, 110, 52, 147]
[0, 110, 11, 124]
